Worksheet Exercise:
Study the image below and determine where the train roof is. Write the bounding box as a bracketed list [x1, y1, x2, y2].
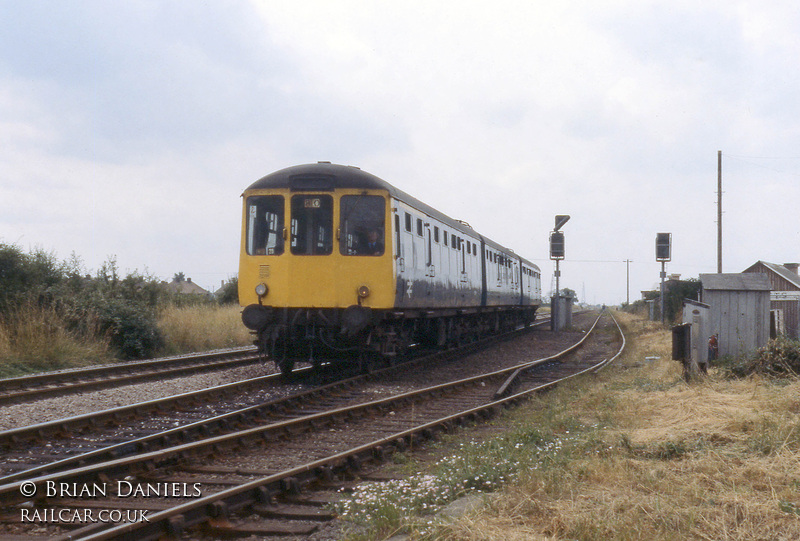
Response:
[245, 162, 539, 270]
[245, 162, 390, 192]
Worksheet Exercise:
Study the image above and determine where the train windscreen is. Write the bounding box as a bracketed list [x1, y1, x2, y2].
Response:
[339, 195, 385, 256]
[246, 196, 284, 256]
[290, 195, 333, 255]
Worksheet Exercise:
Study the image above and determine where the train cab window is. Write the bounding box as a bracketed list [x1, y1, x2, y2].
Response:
[246, 195, 285, 256]
[434, 226, 439, 243]
[416, 218, 423, 237]
[404, 212, 412, 232]
[467, 242, 471, 255]
[290, 195, 333, 255]
[340, 195, 385, 256]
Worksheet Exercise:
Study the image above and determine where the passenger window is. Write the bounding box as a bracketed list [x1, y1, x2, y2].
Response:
[246, 195, 284, 256]
[444, 231, 449, 245]
[405, 212, 412, 232]
[340, 195, 385, 256]
[290, 195, 333, 255]
[416, 218, 423, 237]
[434, 226, 439, 243]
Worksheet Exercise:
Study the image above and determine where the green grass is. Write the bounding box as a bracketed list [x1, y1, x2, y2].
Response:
[333, 423, 575, 540]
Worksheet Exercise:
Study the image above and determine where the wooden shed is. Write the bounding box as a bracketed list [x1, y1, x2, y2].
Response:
[742, 261, 800, 339]
[699, 273, 770, 358]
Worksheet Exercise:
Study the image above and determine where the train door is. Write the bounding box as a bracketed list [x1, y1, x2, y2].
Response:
[479, 240, 487, 307]
[394, 204, 430, 307]
[525, 267, 532, 298]
[394, 212, 403, 272]
[392, 204, 411, 306]
[459, 236, 467, 285]
[424, 223, 433, 276]
[431, 225, 441, 279]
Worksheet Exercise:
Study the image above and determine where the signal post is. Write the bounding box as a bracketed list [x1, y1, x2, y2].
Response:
[550, 215, 569, 331]
[656, 232, 672, 323]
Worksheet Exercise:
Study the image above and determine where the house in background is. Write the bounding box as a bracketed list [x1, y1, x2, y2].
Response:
[743, 261, 800, 339]
[699, 273, 770, 358]
[163, 276, 211, 298]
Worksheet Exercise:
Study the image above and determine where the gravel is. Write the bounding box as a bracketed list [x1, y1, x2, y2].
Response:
[1, 315, 599, 433]
[0, 363, 273, 432]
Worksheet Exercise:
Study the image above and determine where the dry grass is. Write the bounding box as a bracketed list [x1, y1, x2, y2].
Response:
[0, 302, 252, 377]
[428, 311, 800, 540]
[0, 302, 111, 376]
[157, 304, 252, 355]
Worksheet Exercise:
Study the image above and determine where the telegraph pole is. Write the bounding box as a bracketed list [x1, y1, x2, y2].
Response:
[717, 150, 723, 273]
[624, 259, 632, 305]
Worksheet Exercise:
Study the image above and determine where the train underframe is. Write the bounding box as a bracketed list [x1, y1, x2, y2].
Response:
[249, 305, 538, 375]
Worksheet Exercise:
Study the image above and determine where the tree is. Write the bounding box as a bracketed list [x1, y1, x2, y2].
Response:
[217, 277, 239, 305]
[561, 288, 578, 303]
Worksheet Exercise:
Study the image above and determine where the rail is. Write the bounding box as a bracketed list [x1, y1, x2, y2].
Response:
[0, 312, 623, 539]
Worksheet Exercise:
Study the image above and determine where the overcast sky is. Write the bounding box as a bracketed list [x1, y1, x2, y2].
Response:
[2, 0, 799, 304]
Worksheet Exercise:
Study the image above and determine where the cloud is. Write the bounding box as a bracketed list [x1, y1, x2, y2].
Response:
[1, 0, 799, 302]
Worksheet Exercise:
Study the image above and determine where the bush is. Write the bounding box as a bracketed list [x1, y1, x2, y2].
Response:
[0, 242, 250, 369]
[56, 261, 165, 360]
[728, 336, 800, 378]
[0, 244, 63, 309]
[216, 277, 239, 305]
[0, 245, 165, 362]
[88, 296, 163, 360]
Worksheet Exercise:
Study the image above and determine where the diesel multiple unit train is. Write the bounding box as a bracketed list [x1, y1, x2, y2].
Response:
[239, 162, 542, 374]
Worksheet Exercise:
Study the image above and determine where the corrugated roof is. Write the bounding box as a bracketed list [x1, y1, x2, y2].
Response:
[683, 298, 710, 309]
[699, 273, 771, 291]
[749, 261, 800, 289]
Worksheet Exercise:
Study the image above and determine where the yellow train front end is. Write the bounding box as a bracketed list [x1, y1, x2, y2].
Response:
[238, 163, 395, 374]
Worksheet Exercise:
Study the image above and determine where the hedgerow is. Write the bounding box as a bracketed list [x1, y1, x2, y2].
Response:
[0, 242, 164, 361]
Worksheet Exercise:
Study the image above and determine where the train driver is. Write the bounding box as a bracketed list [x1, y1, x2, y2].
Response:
[360, 228, 384, 255]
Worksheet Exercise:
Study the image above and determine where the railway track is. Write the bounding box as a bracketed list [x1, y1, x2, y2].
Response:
[0, 347, 261, 405]
[0, 316, 553, 483]
[0, 310, 623, 540]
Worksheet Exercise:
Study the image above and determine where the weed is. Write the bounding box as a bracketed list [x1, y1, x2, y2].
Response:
[336, 312, 800, 540]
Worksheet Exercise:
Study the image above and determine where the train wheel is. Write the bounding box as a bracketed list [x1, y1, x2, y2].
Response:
[358, 351, 377, 374]
[277, 358, 295, 376]
[434, 319, 447, 347]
